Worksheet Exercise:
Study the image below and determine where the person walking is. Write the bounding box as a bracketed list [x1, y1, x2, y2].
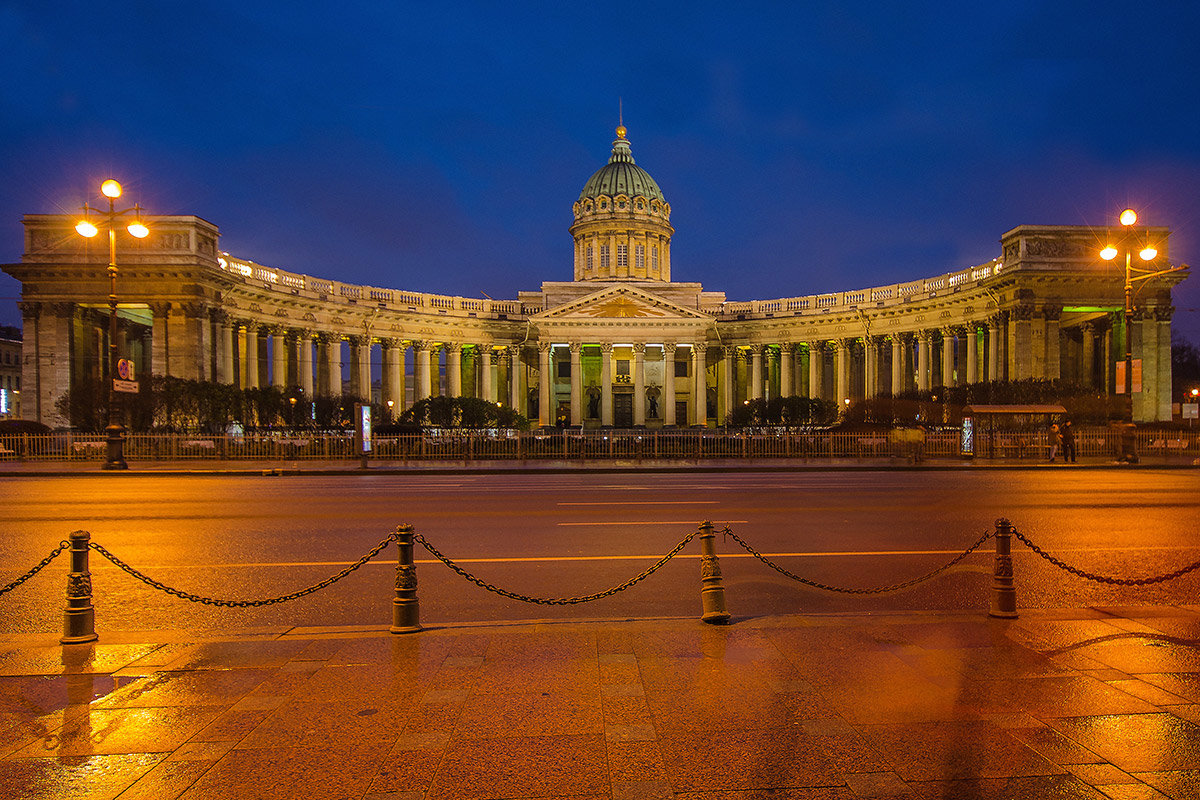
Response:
[1061, 419, 1077, 463]
[1048, 422, 1063, 463]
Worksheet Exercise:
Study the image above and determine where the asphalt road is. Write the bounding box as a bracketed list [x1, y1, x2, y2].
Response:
[2, 469, 1199, 634]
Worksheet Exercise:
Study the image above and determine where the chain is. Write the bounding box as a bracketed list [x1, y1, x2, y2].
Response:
[720, 526, 995, 595]
[1011, 528, 1200, 586]
[0, 541, 70, 598]
[413, 530, 699, 605]
[86, 533, 399, 607]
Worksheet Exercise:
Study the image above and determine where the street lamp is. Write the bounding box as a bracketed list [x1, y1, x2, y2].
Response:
[75, 179, 150, 470]
[1099, 208, 1181, 426]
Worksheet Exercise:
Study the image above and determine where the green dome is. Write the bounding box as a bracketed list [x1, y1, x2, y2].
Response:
[578, 128, 665, 203]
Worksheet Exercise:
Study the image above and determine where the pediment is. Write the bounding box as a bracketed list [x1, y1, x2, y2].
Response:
[533, 285, 711, 322]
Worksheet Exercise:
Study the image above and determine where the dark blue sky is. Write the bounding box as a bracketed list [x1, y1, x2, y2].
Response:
[5, 1, 1200, 341]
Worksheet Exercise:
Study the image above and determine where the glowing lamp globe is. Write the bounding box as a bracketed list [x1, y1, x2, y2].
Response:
[101, 179, 122, 199]
[1119, 209, 1137, 226]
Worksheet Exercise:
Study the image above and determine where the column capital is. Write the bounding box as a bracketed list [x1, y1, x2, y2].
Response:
[1042, 304, 1063, 322]
[347, 334, 369, 347]
[662, 342, 677, 356]
[242, 319, 261, 333]
[317, 331, 339, 345]
[633, 342, 646, 355]
[1154, 305, 1175, 322]
[600, 342, 614, 354]
[148, 301, 171, 316]
[747, 343, 763, 355]
[380, 336, 402, 349]
[568, 341, 582, 353]
[412, 339, 430, 352]
[723, 345, 737, 359]
[537, 341, 552, 353]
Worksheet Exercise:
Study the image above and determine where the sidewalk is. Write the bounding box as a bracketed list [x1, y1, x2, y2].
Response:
[1, 454, 1197, 476]
[3, 607, 1200, 799]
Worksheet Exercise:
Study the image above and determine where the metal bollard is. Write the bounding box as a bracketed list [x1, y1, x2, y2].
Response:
[389, 525, 422, 634]
[989, 518, 1018, 619]
[61, 530, 99, 644]
[698, 521, 731, 624]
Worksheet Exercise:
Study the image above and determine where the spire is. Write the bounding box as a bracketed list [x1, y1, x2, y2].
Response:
[611, 101, 633, 165]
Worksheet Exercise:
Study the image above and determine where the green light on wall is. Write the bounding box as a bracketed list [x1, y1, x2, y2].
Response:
[1062, 306, 1121, 313]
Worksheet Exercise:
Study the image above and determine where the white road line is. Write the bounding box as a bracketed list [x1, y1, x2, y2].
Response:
[556, 520, 750, 526]
[82, 544, 1200, 570]
[557, 501, 720, 506]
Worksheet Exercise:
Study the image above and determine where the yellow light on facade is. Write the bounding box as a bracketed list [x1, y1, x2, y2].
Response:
[1119, 208, 1138, 226]
[101, 179, 123, 199]
[1100, 246, 1118, 261]
[75, 220, 99, 238]
[127, 221, 149, 238]
[1140, 245, 1157, 261]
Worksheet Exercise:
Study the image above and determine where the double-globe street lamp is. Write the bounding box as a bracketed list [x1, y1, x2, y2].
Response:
[1099, 209, 1183, 427]
[75, 179, 150, 470]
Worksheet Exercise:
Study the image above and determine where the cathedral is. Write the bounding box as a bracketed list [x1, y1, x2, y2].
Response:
[4, 126, 1188, 427]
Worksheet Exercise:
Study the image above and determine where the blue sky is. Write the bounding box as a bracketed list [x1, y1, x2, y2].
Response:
[4, 1, 1200, 341]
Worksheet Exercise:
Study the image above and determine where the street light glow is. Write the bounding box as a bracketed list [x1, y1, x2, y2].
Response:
[1120, 208, 1138, 226]
[75, 220, 99, 238]
[1100, 245, 1118, 261]
[101, 179, 123, 198]
[127, 221, 150, 238]
[1140, 245, 1158, 261]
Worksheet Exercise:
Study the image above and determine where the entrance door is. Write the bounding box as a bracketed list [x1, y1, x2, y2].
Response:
[613, 393, 633, 427]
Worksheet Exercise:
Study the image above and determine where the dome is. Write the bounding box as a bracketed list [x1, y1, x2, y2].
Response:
[578, 127, 665, 203]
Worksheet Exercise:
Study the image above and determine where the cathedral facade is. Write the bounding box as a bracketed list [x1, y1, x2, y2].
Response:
[4, 127, 1188, 428]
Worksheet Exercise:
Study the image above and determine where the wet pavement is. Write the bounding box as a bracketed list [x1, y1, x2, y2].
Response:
[3, 607, 1200, 799]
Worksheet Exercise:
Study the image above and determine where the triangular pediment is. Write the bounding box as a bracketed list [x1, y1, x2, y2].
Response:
[533, 284, 712, 321]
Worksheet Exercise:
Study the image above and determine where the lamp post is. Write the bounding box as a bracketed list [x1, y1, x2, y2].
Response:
[75, 179, 150, 470]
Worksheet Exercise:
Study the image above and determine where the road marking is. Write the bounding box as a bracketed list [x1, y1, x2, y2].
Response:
[557, 501, 720, 506]
[556, 520, 750, 526]
[83, 544, 1200, 571]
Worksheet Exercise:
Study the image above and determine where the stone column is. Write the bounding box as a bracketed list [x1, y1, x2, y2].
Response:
[663, 342, 677, 427]
[808, 342, 823, 401]
[1081, 322, 1096, 389]
[414, 341, 432, 401]
[508, 345, 522, 412]
[988, 316, 1001, 382]
[834, 339, 849, 405]
[692, 344, 707, 426]
[1043, 306, 1062, 382]
[243, 323, 260, 389]
[600, 342, 614, 426]
[1153, 307, 1173, 421]
[480, 346, 494, 403]
[298, 332, 315, 397]
[325, 334, 342, 397]
[891, 337, 903, 395]
[569, 342, 582, 425]
[966, 326, 979, 384]
[916, 331, 931, 392]
[633, 343, 646, 426]
[218, 313, 235, 384]
[1009, 305, 1033, 380]
[350, 335, 371, 399]
[780, 343, 794, 398]
[749, 344, 763, 400]
[447, 343, 462, 397]
[537, 342, 552, 427]
[941, 328, 955, 388]
[382, 338, 403, 416]
[722, 346, 735, 421]
[272, 327, 289, 388]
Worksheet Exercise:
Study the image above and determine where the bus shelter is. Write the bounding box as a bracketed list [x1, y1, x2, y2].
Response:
[961, 404, 1067, 459]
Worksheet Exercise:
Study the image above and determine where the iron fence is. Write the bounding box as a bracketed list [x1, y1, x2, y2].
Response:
[1, 427, 1197, 462]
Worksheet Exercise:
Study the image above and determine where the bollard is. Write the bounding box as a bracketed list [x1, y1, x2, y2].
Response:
[389, 525, 422, 634]
[698, 521, 731, 624]
[989, 517, 1018, 619]
[61, 530, 99, 644]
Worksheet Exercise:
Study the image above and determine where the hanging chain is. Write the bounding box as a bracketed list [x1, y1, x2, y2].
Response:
[86, 533, 399, 607]
[413, 529, 699, 605]
[1011, 527, 1200, 586]
[720, 526, 995, 595]
[0, 541, 70, 598]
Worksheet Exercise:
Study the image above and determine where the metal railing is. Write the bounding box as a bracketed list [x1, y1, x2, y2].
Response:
[2, 427, 1197, 463]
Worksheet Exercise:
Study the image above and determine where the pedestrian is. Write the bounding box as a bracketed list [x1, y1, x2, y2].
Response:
[1061, 419, 1077, 463]
[1048, 422, 1062, 462]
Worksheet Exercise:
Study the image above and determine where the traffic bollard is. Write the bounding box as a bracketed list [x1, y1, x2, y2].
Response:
[390, 525, 422, 633]
[698, 521, 731, 624]
[989, 517, 1018, 619]
[61, 530, 99, 644]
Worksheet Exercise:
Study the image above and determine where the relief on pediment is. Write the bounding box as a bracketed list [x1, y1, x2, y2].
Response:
[537, 286, 710, 322]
